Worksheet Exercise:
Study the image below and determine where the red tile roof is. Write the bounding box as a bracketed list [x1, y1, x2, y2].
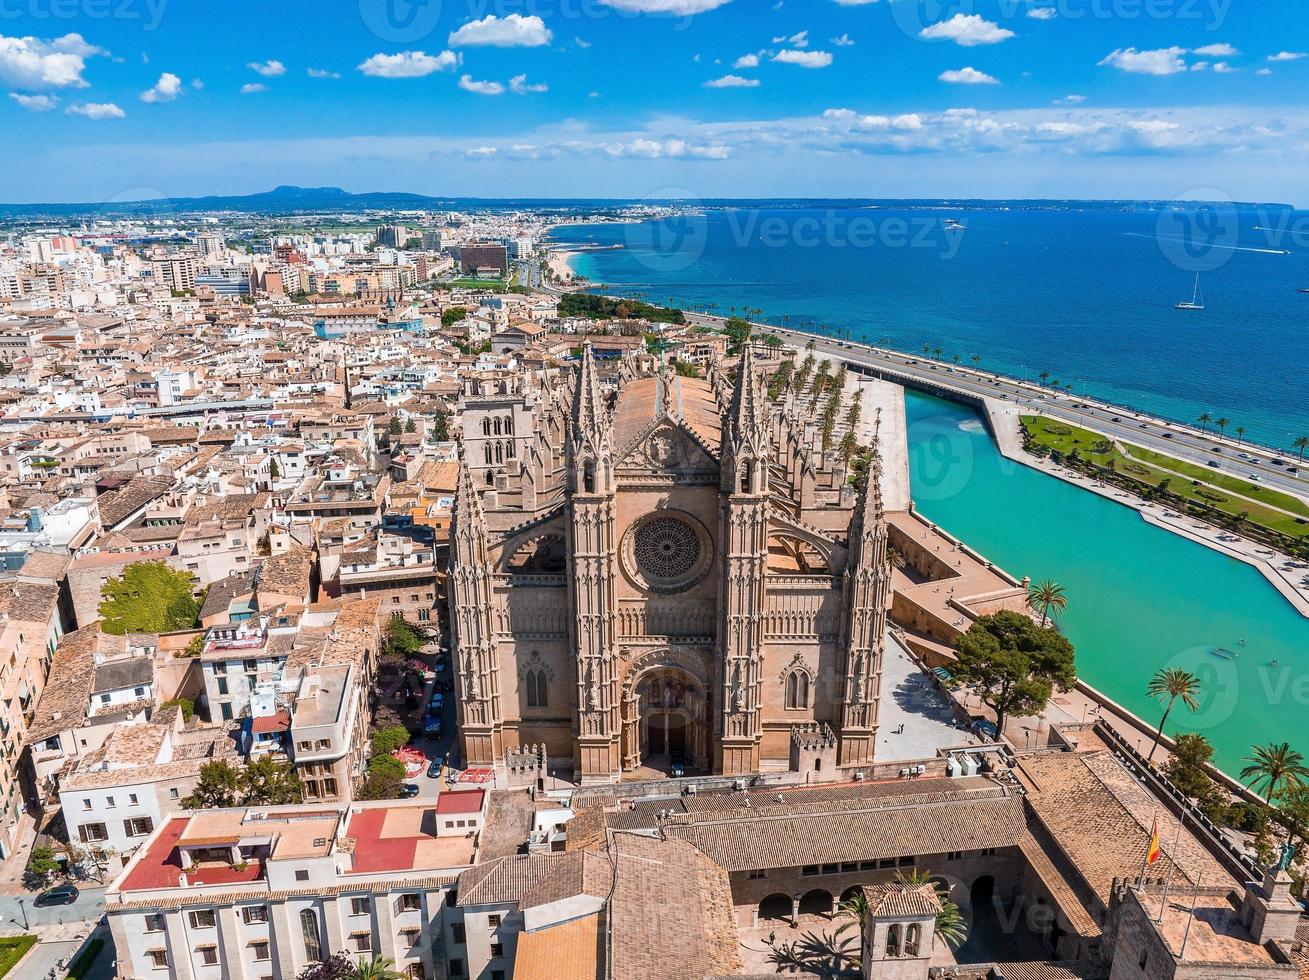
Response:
[436, 790, 485, 815]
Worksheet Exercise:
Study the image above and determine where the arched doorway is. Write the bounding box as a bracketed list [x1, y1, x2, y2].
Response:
[620, 653, 711, 774]
[759, 894, 792, 923]
[798, 889, 834, 918]
[970, 875, 996, 910]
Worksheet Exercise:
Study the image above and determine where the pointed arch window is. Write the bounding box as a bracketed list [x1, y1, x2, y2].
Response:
[582, 459, 596, 494]
[886, 924, 901, 958]
[525, 666, 548, 708]
[493, 417, 502, 436]
[484, 444, 493, 465]
[785, 670, 810, 710]
[300, 909, 322, 962]
[494, 442, 503, 464]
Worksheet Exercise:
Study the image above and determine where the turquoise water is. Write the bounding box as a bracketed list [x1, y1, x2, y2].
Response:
[905, 389, 1309, 776]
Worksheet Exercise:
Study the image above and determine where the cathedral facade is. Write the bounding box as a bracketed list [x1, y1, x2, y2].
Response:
[448, 344, 891, 783]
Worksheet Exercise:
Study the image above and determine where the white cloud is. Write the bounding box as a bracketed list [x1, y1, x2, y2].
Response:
[1190, 61, 1209, 72]
[595, 0, 733, 12]
[772, 31, 808, 48]
[1098, 46, 1187, 75]
[66, 101, 124, 119]
[0, 33, 104, 89]
[1027, 6, 1056, 18]
[940, 66, 999, 85]
[459, 74, 505, 95]
[733, 53, 760, 68]
[509, 74, 548, 94]
[772, 49, 833, 68]
[919, 15, 1015, 46]
[1256, 67, 1272, 75]
[191, 78, 204, 90]
[240, 83, 267, 94]
[140, 72, 182, 103]
[1193, 43, 1238, 57]
[1212, 62, 1237, 73]
[1267, 51, 1306, 62]
[448, 14, 552, 48]
[9, 92, 58, 111]
[358, 50, 459, 77]
[574, 38, 592, 49]
[1054, 93, 1086, 104]
[705, 74, 760, 88]
[307, 68, 341, 79]
[831, 33, 855, 47]
[247, 59, 285, 77]
[823, 108, 856, 121]
[465, 146, 498, 158]
[831, 0, 877, 5]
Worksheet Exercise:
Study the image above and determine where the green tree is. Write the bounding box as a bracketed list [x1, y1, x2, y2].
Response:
[723, 316, 752, 354]
[1197, 412, 1212, 432]
[1025, 579, 1068, 627]
[1163, 734, 1227, 820]
[242, 756, 304, 806]
[26, 844, 61, 880]
[160, 697, 195, 721]
[358, 754, 407, 801]
[1241, 742, 1309, 804]
[950, 610, 1076, 734]
[371, 725, 411, 757]
[894, 868, 967, 948]
[183, 760, 244, 809]
[1294, 436, 1309, 460]
[99, 561, 200, 635]
[404, 418, 416, 434]
[388, 417, 402, 436]
[381, 617, 427, 661]
[353, 956, 405, 980]
[269, 457, 280, 481]
[432, 409, 450, 442]
[1145, 668, 1203, 762]
[1038, 370, 1050, 386]
[441, 306, 468, 328]
[1235, 426, 1246, 445]
[1215, 417, 1230, 437]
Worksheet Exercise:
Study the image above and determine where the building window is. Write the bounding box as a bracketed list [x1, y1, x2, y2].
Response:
[251, 941, 270, 961]
[801, 865, 819, 877]
[350, 897, 371, 916]
[785, 670, 810, 710]
[351, 932, 372, 952]
[448, 959, 464, 977]
[296, 870, 310, 882]
[451, 923, 465, 945]
[144, 913, 165, 933]
[301, 909, 322, 962]
[525, 667, 547, 708]
[188, 910, 217, 930]
[887, 924, 901, 957]
[242, 905, 268, 924]
[748, 869, 767, 880]
[78, 823, 108, 843]
[147, 949, 168, 969]
[490, 943, 504, 958]
[197, 946, 219, 966]
[488, 914, 501, 929]
[124, 817, 154, 837]
[395, 893, 421, 914]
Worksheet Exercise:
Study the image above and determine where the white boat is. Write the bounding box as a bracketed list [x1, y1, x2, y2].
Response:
[1175, 274, 1205, 311]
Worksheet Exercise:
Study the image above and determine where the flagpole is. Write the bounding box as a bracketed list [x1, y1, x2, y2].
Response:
[1156, 814, 1185, 922]
[1137, 813, 1156, 887]
[1178, 873, 1203, 960]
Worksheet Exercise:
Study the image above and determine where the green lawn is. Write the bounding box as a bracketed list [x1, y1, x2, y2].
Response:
[450, 277, 508, 291]
[66, 937, 105, 980]
[0, 935, 37, 977]
[1020, 416, 1309, 540]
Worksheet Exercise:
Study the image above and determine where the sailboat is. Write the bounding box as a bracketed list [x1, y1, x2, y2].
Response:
[1175, 274, 1205, 311]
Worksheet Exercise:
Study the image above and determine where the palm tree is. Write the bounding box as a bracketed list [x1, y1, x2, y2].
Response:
[1241, 743, 1309, 803]
[353, 956, 404, 980]
[971, 354, 982, 369]
[893, 869, 968, 948]
[1295, 436, 1309, 460]
[1197, 412, 1212, 432]
[1144, 668, 1202, 762]
[1235, 426, 1246, 446]
[1026, 579, 1068, 627]
[932, 346, 944, 361]
[1038, 370, 1050, 386]
[1215, 417, 1231, 437]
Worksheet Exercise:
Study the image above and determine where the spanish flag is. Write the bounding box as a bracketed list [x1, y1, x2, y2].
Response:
[1146, 818, 1162, 865]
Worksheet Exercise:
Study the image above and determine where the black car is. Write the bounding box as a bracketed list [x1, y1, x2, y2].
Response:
[35, 884, 79, 907]
[427, 758, 443, 779]
[399, 783, 421, 799]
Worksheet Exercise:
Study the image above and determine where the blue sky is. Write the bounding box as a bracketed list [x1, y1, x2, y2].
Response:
[2, 0, 1307, 203]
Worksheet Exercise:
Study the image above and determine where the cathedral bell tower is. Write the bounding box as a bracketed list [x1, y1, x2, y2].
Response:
[449, 461, 504, 764]
[839, 437, 890, 766]
[566, 343, 623, 782]
[716, 344, 771, 776]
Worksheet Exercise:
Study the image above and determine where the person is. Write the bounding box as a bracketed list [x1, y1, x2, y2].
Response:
[768, 930, 776, 945]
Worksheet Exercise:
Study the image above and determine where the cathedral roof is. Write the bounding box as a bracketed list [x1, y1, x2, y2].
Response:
[612, 374, 721, 455]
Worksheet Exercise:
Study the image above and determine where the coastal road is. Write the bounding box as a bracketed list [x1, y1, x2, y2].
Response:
[753, 322, 1309, 506]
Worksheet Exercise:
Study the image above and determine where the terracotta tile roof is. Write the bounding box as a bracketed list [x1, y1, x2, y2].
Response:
[514, 913, 602, 980]
[97, 475, 174, 527]
[0, 580, 59, 624]
[1019, 750, 1237, 906]
[518, 850, 613, 910]
[863, 882, 942, 918]
[257, 545, 313, 599]
[25, 625, 100, 742]
[457, 853, 567, 908]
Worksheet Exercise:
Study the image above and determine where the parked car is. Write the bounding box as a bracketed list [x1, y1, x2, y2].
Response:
[1208, 460, 1221, 468]
[399, 783, 421, 799]
[35, 884, 79, 907]
[669, 754, 687, 778]
[427, 758, 443, 779]
[424, 717, 442, 738]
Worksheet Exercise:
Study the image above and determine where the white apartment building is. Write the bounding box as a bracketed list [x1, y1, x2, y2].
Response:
[105, 793, 488, 980]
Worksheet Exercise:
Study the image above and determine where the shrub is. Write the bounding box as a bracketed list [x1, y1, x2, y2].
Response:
[371, 725, 411, 757]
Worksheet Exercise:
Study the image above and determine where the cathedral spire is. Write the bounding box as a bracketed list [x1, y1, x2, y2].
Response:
[453, 459, 488, 562]
[573, 341, 607, 442]
[728, 342, 769, 450]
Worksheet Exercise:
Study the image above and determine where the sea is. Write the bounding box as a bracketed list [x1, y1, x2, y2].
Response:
[549, 204, 1309, 777]
[550, 204, 1309, 451]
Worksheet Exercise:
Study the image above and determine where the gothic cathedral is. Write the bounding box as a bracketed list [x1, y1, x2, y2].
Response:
[448, 343, 891, 784]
